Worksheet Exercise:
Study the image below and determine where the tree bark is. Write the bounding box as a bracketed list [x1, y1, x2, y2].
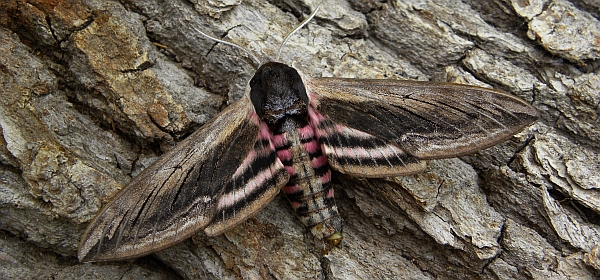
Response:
[1, 0, 599, 279]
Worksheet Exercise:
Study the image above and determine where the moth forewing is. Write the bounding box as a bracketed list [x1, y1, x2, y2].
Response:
[305, 78, 539, 160]
[78, 97, 263, 262]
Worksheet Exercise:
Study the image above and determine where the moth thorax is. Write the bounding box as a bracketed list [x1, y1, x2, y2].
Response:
[249, 62, 309, 130]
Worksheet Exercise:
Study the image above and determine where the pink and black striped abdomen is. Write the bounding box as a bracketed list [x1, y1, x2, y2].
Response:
[271, 123, 343, 245]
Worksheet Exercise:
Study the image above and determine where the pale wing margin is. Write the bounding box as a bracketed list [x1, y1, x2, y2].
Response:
[79, 97, 259, 262]
[306, 77, 539, 159]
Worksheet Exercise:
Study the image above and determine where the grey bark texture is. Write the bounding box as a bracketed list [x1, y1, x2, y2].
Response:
[1, 0, 599, 279]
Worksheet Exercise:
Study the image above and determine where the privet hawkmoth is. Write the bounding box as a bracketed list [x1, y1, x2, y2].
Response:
[78, 9, 539, 262]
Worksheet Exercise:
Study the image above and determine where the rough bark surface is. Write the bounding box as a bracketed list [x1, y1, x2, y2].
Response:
[1, 0, 599, 279]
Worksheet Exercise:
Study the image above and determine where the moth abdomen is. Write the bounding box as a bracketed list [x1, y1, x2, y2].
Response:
[272, 121, 343, 246]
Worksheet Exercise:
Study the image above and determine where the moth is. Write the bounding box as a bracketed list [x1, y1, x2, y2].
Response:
[78, 9, 539, 262]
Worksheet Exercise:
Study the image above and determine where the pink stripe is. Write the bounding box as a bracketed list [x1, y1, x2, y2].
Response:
[353, 147, 371, 158]
[289, 201, 303, 210]
[270, 134, 286, 148]
[308, 106, 326, 123]
[284, 166, 295, 175]
[326, 187, 334, 198]
[218, 162, 280, 209]
[283, 184, 303, 194]
[298, 125, 314, 139]
[316, 127, 332, 138]
[335, 124, 371, 138]
[258, 122, 271, 139]
[232, 149, 257, 177]
[380, 145, 405, 157]
[276, 149, 292, 162]
[336, 125, 349, 134]
[307, 107, 332, 144]
[304, 139, 320, 154]
[320, 170, 331, 184]
[354, 145, 406, 160]
[311, 155, 328, 168]
[337, 146, 356, 159]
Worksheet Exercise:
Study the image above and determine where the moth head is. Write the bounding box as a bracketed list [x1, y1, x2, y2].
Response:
[250, 62, 309, 129]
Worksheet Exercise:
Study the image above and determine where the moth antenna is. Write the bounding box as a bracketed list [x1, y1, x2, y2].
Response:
[276, 4, 321, 62]
[192, 26, 261, 67]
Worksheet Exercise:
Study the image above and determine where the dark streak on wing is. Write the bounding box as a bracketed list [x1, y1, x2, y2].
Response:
[307, 78, 539, 159]
[78, 98, 259, 262]
[309, 108, 426, 177]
